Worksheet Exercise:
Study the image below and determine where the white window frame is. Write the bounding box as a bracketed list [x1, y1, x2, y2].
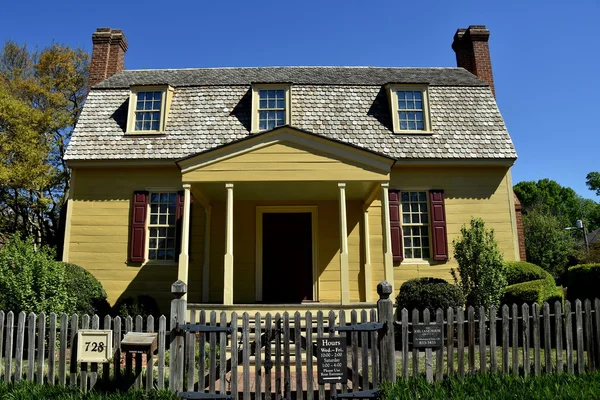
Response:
[126, 85, 173, 134]
[251, 84, 291, 133]
[144, 189, 179, 266]
[386, 85, 432, 134]
[399, 189, 432, 262]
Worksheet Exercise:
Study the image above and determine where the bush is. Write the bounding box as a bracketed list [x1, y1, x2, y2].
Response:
[112, 295, 161, 318]
[504, 261, 547, 285]
[0, 235, 73, 314]
[501, 261, 563, 306]
[567, 264, 600, 302]
[452, 217, 507, 309]
[63, 263, 111, 316]
[396, 278, 464, 314]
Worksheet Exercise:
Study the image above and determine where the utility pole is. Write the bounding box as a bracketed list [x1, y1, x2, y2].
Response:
[576, 219, 590, 253]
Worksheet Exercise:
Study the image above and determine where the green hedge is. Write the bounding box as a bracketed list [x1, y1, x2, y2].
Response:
[567, 264, 600, 302]
[379, 371, 600, 400]
[396, 278, 464, 314]
[504, 261, 548, 285]
[501, 261, 563, 306]
[63, 263, 111, 316]
[0, 236, 73, 314]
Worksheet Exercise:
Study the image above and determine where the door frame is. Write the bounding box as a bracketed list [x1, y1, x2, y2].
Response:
[255, 206, 319, 302]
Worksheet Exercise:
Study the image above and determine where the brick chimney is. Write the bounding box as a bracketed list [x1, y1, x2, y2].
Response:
[452, 25, 495, 97]
[89, 28, 128, 88]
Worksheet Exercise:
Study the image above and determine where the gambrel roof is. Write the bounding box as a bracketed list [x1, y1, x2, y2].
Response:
[65, 66, 516, 162]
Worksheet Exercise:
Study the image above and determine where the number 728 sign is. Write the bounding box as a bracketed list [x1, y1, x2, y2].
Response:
[77, 330, 113, 362]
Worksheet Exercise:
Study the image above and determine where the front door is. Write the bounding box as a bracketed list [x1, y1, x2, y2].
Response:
[262, 212, 313, 303]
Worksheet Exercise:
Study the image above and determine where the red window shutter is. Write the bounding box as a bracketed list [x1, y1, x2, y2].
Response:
[429, 189, 449, 261]
[129, 191, 149, 263]
[389, 190, 404, 262]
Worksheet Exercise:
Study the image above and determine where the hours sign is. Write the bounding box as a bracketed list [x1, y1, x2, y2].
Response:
[317, 337, 347, 384]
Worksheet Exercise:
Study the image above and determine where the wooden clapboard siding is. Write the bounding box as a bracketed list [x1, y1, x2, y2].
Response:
[183, 142, 389, 182]
[382, 166, 517, 291]
[206, 199, 363, 304]
[67, 166, 205, 313]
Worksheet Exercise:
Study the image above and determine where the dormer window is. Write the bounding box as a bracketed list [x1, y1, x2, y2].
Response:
[251, 84, 291, 132]
[135, 91, 162, 131]
[127, 86, 173, 134]
[386, 85, 432, 134]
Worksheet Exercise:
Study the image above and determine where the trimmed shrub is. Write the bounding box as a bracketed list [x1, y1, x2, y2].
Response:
[504, 261, 547, 285]
[63, 263, 111, 316]
[501, 261, 563, 306]
[396, 278, 464, 314]
[567, 264, 600, 302]
[113, 295, 161, 318]
[0, 235, 73, 314]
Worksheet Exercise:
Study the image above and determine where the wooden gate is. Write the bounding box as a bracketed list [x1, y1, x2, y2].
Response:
[171, 284, 385, 399]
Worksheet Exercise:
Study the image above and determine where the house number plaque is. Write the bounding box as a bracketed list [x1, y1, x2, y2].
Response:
[317, 337, 347, 384]
[77, 329, 113, 362]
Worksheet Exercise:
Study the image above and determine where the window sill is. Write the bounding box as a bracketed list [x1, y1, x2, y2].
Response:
[399, 259, 432, 265]
[142, 260, 177, 267]
[392, 130, 434, 136]
[124, 131, 166, 136]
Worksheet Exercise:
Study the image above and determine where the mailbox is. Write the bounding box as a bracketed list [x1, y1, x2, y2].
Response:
[120, 332, 158, 355]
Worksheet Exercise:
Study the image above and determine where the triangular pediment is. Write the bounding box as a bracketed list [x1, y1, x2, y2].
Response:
[178, 127, 393, 182]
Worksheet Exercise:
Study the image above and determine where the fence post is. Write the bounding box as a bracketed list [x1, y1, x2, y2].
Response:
[377, 281, 396, 384]
[169, 280, 187, 393]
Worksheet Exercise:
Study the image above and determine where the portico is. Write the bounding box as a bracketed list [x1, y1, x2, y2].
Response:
[175, 127, 395, 306]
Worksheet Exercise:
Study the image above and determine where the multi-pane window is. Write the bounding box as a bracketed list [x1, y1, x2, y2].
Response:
[401, 191, 430, 259]
[258, 89, 286, 130]
[148, 192, 177, 261]
[134, 91, 163, 131]
[397, 90, 425, 131]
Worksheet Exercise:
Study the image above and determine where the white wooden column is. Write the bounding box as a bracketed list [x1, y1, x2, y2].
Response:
[338, 183, 350, 305]
[363, 206, 373, 303]
[177, 184, 192, 288]
[223, 183, 234, 305]
[201, 205, 212, 303]
[380, 183, 394, 294]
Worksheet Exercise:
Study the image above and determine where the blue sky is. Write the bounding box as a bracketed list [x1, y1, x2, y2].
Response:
[1, 0, 598, 200]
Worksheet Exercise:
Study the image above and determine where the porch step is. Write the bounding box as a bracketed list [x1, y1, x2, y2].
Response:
[224, 341, 317, 366]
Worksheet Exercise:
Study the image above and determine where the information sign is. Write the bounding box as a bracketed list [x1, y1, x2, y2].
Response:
[412, 323, 443, 348]
[317, 336, 347, 384]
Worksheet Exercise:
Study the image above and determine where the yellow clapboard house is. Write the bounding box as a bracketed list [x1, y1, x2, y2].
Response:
[63, 26, 522, 313]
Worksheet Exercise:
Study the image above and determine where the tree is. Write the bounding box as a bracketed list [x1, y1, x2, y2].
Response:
[587, 172, 600, 197]
[514, 178, 600, 232]
[522, 206, 574, 280]
[452, 217, 507, 309]
[0, 41, 88, 250]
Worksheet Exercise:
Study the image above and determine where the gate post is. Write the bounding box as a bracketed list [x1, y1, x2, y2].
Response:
[169, 280, 187, 392]
[377, 280, 396, 383]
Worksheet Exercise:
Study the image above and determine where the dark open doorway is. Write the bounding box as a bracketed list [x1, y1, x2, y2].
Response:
[262, 212, 313, 303]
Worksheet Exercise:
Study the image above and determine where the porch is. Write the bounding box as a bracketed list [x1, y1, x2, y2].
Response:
[175, 126, 397, 307]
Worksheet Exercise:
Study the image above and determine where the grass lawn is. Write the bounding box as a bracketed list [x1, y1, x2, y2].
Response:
[0, 380, 176, 399]
[379, 371, 600, 399]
